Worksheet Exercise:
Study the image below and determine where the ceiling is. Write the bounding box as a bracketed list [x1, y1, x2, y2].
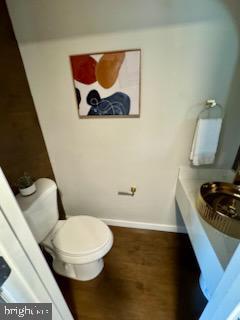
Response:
[6, 0, 235, 43]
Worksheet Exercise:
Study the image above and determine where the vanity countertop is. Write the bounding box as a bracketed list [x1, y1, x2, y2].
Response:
[176, 166, 240, 298]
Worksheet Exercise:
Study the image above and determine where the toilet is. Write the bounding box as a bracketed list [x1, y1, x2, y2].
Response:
[16, 178, 113, 281]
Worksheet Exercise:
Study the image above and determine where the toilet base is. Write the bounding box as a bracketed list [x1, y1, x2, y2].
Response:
[53, 258, 104, 281]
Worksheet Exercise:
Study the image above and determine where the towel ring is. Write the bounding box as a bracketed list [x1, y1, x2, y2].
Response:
[198, 99, 224, 120]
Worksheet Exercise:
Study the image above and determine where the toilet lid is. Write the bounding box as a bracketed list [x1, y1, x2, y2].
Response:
[52, 216, 111, 256]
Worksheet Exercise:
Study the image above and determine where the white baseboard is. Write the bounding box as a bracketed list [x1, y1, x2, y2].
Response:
[100, 218, 187, 234]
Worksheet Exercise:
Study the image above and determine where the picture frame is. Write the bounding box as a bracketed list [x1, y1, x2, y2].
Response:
[70, 49, 141, 118]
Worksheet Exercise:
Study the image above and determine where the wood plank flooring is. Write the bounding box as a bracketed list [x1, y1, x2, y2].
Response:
[55, 226, 207, 320]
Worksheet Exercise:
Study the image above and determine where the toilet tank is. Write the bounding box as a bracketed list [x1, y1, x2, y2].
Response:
[16, 178, 59, 243]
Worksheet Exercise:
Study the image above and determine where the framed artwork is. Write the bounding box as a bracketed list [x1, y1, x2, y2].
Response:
[70, 49, 141, 118]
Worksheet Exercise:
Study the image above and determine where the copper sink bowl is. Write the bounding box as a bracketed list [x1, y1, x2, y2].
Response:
[197, 182, 240, 239]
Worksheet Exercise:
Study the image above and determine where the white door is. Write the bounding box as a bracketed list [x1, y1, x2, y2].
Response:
[200, 239, 240, 320]
[0, 168, 73, 320]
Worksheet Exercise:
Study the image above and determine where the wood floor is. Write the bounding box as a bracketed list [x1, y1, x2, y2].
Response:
[55, 226, 207, 320]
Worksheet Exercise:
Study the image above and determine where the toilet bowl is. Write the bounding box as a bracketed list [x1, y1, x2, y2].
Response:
[16, 178, 113, 281]
[43, 216, 113, 281]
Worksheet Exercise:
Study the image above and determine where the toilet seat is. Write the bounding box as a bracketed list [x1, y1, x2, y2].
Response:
[51, 216, 113, 264]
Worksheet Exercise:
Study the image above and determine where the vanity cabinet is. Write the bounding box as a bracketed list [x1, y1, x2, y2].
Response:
[176, 167, 239, 299]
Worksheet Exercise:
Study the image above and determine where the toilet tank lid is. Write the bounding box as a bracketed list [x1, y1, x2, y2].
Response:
[16, 178, 57, 213]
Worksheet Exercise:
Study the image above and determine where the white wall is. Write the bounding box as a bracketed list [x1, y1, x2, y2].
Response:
[216, 1, 240, 168]
[6, 0, 239, 228]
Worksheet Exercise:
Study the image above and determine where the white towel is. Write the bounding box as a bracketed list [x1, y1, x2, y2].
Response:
[190, 118, 222, 166]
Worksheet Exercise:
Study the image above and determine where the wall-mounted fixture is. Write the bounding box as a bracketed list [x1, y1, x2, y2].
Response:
[190, 98, 224, 166]
[199, 99, 224, 119]
[118, 186, 137, 197]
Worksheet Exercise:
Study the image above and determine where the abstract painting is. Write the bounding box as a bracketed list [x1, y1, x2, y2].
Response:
[70, 49, 141, 118]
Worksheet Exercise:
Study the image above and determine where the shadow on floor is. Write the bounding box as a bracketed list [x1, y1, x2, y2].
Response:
[175, 235, 207, 320]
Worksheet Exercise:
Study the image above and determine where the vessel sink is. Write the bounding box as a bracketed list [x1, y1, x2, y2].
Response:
[197, 182, 240, 239]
